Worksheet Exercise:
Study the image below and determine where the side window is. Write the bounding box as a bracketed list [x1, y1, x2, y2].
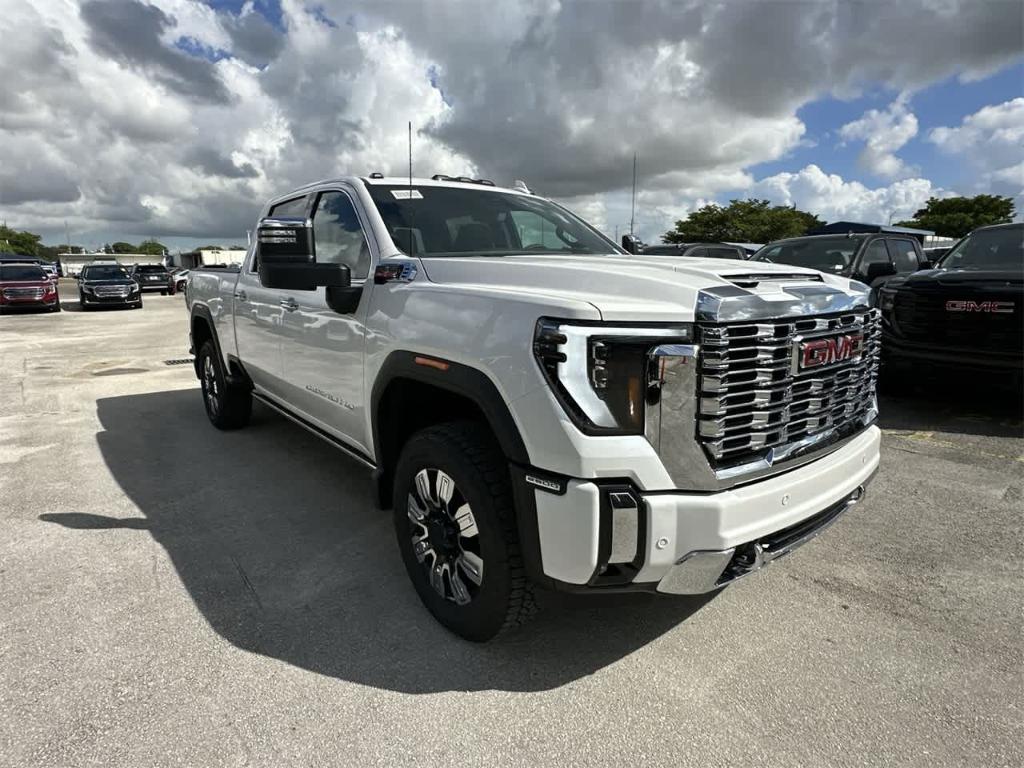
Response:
[859, 240, 892, 271]
[687, 247, 708, 259]
[269, 196, 308, 218]
[311, 191, 370, 278]
[708, 246, 742, 259]
[886, 239, 920, 273]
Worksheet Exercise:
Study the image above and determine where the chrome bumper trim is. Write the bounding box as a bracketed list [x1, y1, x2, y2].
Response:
[656, 482, 868, 595]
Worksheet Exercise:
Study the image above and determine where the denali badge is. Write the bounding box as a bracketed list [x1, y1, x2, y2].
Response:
[945, 300, 1014, 313]
[793, 332, 865, 373]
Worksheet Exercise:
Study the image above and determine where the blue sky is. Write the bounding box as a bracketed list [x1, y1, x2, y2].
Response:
[749, 62, 1024, 196]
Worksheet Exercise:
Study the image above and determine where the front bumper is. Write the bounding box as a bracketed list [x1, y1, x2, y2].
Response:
[524, 425, 881, 592]
[82, 292, 139, 306]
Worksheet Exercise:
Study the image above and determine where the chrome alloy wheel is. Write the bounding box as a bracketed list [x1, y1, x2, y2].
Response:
[202, 355, 220, 418]
[407, 468, 483, 605]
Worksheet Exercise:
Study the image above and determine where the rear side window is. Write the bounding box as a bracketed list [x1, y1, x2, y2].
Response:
[859, 240, 892, 270]
[269, 196, 308, 218]
[311, 191, 371, 278]
[886, 239, 920, 272]
[708, 246, 743, 259]
[687, 247, 708, 258]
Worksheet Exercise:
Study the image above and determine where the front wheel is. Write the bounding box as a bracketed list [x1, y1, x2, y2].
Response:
[198, 340, 251, 430]
[393, 422, 535, 642]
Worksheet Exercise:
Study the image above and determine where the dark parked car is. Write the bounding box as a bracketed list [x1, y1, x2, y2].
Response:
[130, 264, 172, 295]
[0, 263, 60, 313]
[78, 264, 143, 310]
[750, 233, 929, 292]
[877, 222, 1023, 382]
[641, 242, 748, 259]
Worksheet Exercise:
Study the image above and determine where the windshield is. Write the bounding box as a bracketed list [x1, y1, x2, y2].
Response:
[83, 265, 130, 280]
[366, 184, 619, 257]
[937, 226, 1023, 271]
[751, 236, 865, 273]
[0, 265, 46, 281]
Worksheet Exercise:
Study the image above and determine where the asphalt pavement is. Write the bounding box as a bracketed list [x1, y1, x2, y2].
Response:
[1, 281, 1021, 767]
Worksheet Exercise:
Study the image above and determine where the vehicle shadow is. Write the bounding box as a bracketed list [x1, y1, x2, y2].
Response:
[48, 388, 717, 693]
[878, 375, 1023, 438]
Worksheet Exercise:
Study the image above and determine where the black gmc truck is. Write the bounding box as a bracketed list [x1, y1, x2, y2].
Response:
[877, 223, 1023, 384]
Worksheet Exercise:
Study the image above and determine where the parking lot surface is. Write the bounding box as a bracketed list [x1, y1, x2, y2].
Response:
[1, 282, 1022, 767]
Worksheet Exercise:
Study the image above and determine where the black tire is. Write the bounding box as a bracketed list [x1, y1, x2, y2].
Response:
[198, 339, 251, 430]
[393, 422, 535, 642]
[79, 293, 90, 311]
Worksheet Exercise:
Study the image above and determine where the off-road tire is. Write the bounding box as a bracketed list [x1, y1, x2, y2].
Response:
[393, 421, 535, 642]
[198, 340, 251, 430]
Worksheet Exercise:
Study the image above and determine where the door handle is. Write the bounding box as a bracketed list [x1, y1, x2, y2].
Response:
[279, 297, 299, 312]
[234, 290, 248, 302]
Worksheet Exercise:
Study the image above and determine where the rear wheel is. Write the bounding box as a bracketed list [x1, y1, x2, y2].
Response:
[198, 340, 251, 430]
[393, 422, 535, 642]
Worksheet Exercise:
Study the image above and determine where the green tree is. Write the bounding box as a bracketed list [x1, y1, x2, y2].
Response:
[0, 225, 42, 256]
[895, 194, 1016, 238]
[137, 239, 168, 255]
[111, 241, 136, 253]
[664, 199, 822, 244]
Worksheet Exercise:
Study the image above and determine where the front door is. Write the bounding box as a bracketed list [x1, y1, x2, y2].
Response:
[280, 187, 374, 454]
[232, 254, 288, 400]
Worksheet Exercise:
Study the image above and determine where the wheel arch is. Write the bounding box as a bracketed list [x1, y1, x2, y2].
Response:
[371, 351, 529, 509]
[190, 305, 248, 384]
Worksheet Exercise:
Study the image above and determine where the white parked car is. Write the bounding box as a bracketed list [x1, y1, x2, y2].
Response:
[186, 175, 881, 641]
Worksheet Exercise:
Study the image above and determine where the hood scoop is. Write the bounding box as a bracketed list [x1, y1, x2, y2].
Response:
[724, 273, 824, 289]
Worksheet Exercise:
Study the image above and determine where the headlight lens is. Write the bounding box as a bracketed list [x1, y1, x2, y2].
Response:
[879, 290, 895, 311]
[129, 283, 140, 292]
[82, 285, 94, 294]
[534, 319, 693, 435]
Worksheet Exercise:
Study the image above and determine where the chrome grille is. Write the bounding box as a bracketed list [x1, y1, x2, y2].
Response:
[697, 309, 880, 467]
[94, 286, 130, 298]
[3, 287, 45, 299]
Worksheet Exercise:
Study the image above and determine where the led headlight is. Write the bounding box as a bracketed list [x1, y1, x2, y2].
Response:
[533, 319, 693, 435]
[82, 285, 94, 294]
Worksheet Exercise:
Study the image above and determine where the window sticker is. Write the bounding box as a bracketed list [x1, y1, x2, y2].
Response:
[391, 189, 424, 200]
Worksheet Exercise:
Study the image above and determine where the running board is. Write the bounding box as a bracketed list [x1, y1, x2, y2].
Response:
[252, 392, 377, 470]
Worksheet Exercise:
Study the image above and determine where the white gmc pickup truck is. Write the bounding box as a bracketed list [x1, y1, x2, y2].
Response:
[186, 175, 881, 641]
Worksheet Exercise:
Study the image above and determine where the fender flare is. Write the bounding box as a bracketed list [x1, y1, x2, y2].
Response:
[370, 351, 530, 467]
[190, 305, 247, 386]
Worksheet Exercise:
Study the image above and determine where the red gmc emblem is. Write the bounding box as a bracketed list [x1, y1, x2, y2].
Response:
[794, 333, 865, 372]
[945, 300, 1014, 313]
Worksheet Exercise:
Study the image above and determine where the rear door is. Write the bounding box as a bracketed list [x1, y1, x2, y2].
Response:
[232, 194, 309, 399]
[279, 186, 375, 453]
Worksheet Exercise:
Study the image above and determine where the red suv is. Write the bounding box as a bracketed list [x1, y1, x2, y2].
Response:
[0, 263, 61, 313]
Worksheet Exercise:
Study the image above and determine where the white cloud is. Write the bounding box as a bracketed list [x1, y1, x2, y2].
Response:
[929, 97, 1024, 178]
[839, 96, 919, 179]
[748, 164, 944, 224]
[0, 0, 1021, 248]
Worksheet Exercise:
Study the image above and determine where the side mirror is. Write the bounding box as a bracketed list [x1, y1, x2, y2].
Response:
[621, 234, 641, 254]
[255, 215, 350, 291]
[259, 262, 351, 291]
[862, 261, 897, 282]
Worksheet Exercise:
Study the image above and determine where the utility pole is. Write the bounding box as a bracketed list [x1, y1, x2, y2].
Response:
[629, 153, 638, 236]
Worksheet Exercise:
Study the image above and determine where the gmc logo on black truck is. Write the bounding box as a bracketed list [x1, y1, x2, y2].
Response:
[945, 300, 1014, 313]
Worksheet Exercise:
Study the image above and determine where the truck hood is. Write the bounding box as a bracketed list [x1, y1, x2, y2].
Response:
[885, 268, 1024, 291]
[418, 254, 863, 321]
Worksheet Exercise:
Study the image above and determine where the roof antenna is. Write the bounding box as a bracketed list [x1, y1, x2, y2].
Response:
[408, 121, 414, 257]
[629, 152, 638, 237]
